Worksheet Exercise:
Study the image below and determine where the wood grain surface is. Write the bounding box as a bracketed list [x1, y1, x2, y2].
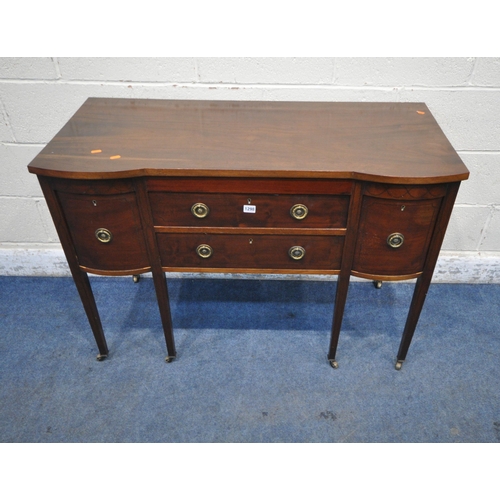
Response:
[28, 99, 469, 184]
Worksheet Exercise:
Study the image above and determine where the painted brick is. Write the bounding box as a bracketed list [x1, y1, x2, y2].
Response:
[479, 208, 500, 251]
[135, 83, 394, 103]
[0, 57, 58, 80]
[434, 252, 500, 283]
[333, 58, 474, 87]
[441, 207, 491, 251]
[127, 82, 268, 101]
[58, 58, 198, 82]
[197, 57, 335, 84]
[136, 84, 398, 103]
[0, 82, 136, 143]
[0, 247, 69, 277]
[37, 199, 59, 241]
[257, 85, 398, 102]
[455, 153, 500, 206]
[471, 58, 500, 86]
[10, 81, 500, 150]
[1, 144, 44, 197]
[0, 99, 15, 141]
[0, 82, 290, 142]
[397, 88, 500, 151]
[0, 57, 499, 262]
[0, 197, 58, 243]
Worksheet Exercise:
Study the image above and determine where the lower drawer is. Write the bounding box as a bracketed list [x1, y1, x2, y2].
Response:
[157, 233, 344, 271]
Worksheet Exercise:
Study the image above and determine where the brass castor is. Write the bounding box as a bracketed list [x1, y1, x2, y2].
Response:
[133, 275, 140, 283]
[165, 356, 176, 363]
[96, 354, 108, 361]
[329, 359, 339, 369]
[374, 280, 382, 289]
[395, 360, 404, 370]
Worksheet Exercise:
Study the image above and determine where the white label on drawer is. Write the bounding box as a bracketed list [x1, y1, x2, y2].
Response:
[243, 205, 256, 213]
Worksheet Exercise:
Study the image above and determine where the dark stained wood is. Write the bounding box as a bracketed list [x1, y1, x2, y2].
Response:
[396, 182, 461, 364]
[56, 189, 150, 272]
[79, 264, 152, 276]
[157, 233, 344, 271]
[149, 192, 349, 229]
[135, 180, 176, 360]
[351, 270, 423, 281]
[38, 176, 109, 358]
[154, 266, 341, 276]
[328, 182, 364, 365]
[352, 196, 442, 277]
[28, 99, 469, 185]
[48, 177, 138, 196]
[29, 99, 469, 367]
[363, 183, 448, 200]
[146, 177, 353, 195]
[154, 227, 346, 236]
[46, 178, 151, 273]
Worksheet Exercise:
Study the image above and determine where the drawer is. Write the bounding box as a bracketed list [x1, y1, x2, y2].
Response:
[149, 192, 349, 229]
[56, 190, 150, 272]
[352, 196, 441, 277]
[157, 233, 344, 271]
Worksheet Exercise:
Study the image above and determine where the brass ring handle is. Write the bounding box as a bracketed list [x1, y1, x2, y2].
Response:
[196, 244, 213, 259]
[290, 204, 308, 220]
[387, 233, 404, 249]
[289, 246, 306, 260]
[95, 228, 112, 244]
[191, 202, 210, 218]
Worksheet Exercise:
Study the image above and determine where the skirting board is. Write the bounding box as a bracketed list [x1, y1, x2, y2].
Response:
[1, 247, 500, 283]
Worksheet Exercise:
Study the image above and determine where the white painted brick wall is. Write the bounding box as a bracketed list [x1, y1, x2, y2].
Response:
[57, 58, 199, 82]
[333, 58, 476, 86]
[1, 57, 499, 281]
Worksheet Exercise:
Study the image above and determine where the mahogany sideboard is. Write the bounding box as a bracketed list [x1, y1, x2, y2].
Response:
[28, 99, 469, 370]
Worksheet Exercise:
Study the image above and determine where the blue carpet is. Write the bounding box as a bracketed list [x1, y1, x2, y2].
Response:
[1, 276, 499, 443]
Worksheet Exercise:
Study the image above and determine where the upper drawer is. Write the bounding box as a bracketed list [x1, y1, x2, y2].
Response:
[149, 192, 350, 229]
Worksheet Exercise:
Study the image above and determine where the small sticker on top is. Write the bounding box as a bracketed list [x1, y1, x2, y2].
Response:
[243, 205, 256, 213]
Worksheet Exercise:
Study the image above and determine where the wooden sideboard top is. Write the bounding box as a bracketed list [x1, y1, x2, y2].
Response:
[28, 98, 469, 184]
